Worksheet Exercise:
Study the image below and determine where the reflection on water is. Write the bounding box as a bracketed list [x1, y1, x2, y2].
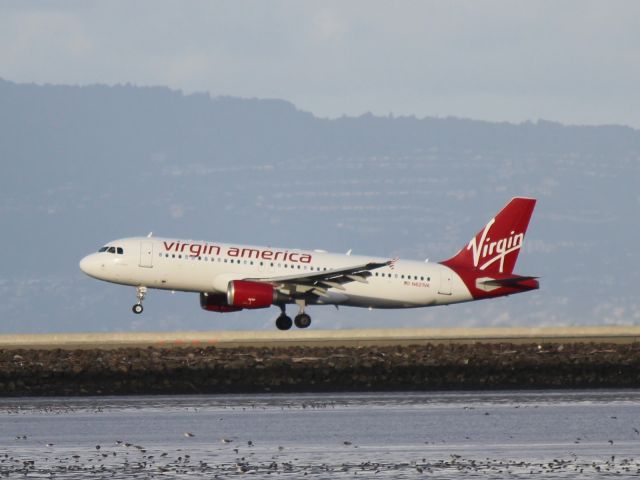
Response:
[2, 391, 640, 478]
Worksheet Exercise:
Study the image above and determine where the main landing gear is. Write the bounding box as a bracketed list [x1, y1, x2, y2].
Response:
[275, 302, 311, 330]
[132, 286, 147, 314]
[275, 312, 292, 330]
[294, 312, 311, 329]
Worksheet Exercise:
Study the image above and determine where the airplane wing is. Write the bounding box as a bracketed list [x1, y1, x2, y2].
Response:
[244, 260, 392, 297]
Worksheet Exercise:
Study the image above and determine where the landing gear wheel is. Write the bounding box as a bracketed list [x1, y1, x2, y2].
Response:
[275, 315, 293, 330]
[133, 286, 147, 314]
[294, 313, 312, 329]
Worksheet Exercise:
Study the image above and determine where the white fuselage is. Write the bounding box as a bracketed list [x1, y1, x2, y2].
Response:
[79, 237, 473, 308]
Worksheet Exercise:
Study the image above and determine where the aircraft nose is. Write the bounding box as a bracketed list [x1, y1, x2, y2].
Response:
[79, 254, 102, 278]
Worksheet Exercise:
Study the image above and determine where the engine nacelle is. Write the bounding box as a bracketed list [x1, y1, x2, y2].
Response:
[227, 280, 275, 309]
[199, 292, 242, 313]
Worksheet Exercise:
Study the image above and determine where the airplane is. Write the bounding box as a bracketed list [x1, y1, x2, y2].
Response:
[79, 197, 539, 330]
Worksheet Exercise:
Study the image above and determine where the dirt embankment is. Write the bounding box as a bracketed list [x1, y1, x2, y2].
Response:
[1, 343, 640, 396]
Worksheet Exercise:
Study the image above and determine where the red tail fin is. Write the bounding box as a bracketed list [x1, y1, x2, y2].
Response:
[441, 197, 536, 274]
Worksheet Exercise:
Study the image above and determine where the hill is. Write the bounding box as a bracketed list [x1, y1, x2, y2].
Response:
[1, 78, 638, 332]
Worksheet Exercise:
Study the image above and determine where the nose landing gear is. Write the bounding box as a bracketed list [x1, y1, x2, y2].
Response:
[132, 286, 147, 314]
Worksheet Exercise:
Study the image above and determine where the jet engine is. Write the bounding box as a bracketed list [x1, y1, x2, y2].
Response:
[199, 292, 242, 312]
[227, 280, 276, 309]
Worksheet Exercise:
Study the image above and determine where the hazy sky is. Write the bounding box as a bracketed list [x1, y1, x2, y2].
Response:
[1, 0, 639, 127]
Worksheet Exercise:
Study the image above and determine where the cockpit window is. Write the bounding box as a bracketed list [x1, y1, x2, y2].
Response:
[99, 245, 124, 254]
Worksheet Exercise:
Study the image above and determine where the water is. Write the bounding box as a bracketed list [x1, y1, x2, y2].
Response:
[1, 391, 640, 478]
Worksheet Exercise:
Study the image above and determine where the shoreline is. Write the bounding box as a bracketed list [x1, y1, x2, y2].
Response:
[2, 342, 639, 396]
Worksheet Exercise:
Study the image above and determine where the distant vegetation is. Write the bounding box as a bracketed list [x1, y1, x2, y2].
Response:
[2, 79, 639, 173]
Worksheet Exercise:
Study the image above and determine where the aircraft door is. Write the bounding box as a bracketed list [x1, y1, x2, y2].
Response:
[438, 268, 452, 295]
[139, 242, 154, 268]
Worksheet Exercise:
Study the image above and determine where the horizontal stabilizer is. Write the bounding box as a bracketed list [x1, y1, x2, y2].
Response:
[475, 275, 539, 293]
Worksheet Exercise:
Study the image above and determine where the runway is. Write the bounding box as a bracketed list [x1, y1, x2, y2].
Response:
[1, 326, 639, 350]
[2, 327, 640, 395]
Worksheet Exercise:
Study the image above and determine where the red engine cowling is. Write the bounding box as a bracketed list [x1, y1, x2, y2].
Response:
[227, 280, 274, 309]
[200, 292, 242, 312]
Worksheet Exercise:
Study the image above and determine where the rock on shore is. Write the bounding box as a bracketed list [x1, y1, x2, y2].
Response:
[1, 343, 640, 396]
